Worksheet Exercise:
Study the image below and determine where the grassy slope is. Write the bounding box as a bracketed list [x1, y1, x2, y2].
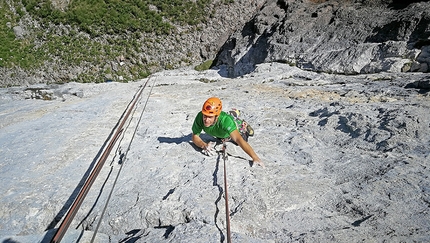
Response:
[1, 0, 212, 83]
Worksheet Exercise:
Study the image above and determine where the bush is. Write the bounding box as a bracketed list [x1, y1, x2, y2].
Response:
[194, 60, 214, 71]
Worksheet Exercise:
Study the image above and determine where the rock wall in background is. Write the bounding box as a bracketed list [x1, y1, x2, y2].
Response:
[214, 0, 430, 77]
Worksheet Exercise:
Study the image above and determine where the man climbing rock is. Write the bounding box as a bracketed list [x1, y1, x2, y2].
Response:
[191, 97, 264, 167]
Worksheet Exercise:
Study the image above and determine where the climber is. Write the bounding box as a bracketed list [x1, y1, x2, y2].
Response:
[191, 97, 264, 167]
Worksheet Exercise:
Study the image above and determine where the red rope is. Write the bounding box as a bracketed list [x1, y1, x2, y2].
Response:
[50, 79, 149, 243]
[222, 141, 232, 243]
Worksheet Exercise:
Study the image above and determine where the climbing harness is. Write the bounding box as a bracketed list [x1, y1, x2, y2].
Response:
[221, 140, 232, 243]
[50, 76, 154, 243]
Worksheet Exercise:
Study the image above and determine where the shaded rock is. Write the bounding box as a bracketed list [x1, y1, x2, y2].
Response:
[405, 77, 430, 92]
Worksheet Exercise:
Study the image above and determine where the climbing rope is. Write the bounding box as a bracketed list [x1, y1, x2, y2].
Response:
[222, 140, 232, 243]
[50, 76, 154, 243]
[90, 76, 156, 242]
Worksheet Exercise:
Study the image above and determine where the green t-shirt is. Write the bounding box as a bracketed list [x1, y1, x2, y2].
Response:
[192, 111, 238, 139]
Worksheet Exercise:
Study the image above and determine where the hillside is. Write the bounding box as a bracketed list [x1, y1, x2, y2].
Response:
[0, 0, 264, 86]
[2, 0, 429, 88]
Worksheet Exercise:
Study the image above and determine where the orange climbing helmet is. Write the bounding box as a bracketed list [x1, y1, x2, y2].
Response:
[202, 97, 222, 116]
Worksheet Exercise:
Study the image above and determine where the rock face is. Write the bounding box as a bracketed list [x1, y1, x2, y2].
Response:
[214, 0, 430, 77]
[0, 64, 429, 242]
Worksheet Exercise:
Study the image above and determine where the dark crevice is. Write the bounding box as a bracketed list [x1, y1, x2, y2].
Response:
[154, 225, 175, 239]
[388, 0, 429, 10]
[352, 215, 373, 227]
[162, 187, 176, 200]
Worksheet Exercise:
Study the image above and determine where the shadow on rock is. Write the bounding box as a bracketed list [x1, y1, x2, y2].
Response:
[405, 79, 430, 94]
[157, 133, 216, 152]
[157, 133, 192, 144]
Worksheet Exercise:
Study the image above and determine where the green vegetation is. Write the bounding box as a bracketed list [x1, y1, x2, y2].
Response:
[21, 0, 210, 36]
[0, 1, 43, 69]
[198, 77, 217, 83]
[1, 0, 214, 83]
[194, 59, 213, 71]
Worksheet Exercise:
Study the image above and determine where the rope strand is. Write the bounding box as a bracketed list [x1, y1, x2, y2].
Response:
[90, 76, 156, 242]
[222, 141, 232, 243]
[50, 77, 153, 243]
